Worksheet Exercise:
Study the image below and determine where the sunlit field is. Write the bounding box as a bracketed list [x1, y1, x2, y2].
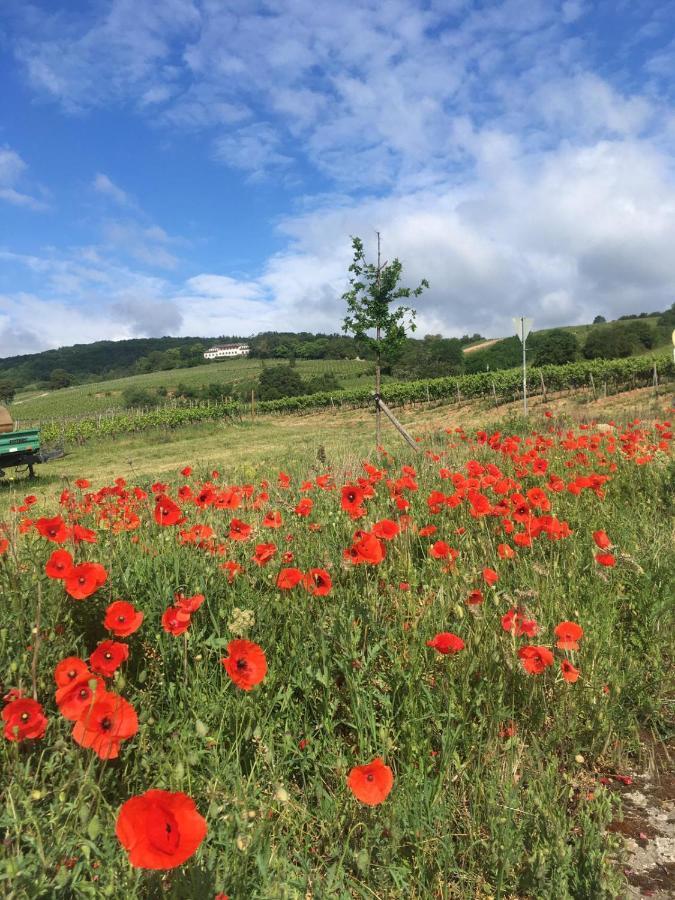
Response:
[1, 402, 673, 898]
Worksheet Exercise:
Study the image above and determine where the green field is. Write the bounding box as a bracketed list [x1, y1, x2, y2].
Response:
[10, 358, 375, 424]
[1, 390, 673, 898]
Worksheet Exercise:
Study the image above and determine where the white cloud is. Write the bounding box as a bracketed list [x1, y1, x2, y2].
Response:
[0, 146, 48, 211]
[93, 173, 136, 207]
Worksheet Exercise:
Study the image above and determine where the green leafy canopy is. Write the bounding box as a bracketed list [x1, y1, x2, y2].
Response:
[342, 236, 429, 357]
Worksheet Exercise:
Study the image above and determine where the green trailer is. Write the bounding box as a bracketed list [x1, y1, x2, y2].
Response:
[0, 426, 64, 479]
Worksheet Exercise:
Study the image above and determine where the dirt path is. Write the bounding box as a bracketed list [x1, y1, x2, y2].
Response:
[609, 738, 675, 898]
[463, 339, 500, 353]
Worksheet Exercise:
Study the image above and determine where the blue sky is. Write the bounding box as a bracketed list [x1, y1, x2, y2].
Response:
[1, 0, 674, 356]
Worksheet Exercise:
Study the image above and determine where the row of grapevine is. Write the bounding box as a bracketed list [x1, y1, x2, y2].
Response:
[40, 354, 673, 447]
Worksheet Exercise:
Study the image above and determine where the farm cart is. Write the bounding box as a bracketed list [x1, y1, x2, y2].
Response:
[0, 406, 64, 479]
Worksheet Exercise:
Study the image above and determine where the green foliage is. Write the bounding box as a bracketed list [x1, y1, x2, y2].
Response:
[342, 236, 428, 363]
[121, 386, 157, 409]
[393, 336, 464, 379]
[256, 365, 307, 400]
[583, 321, 655, 360]
[0, 378, 16, 404]
[49, 368, 73, 389]
[593, 315, 607, 324]
[532, 329, 579, 366]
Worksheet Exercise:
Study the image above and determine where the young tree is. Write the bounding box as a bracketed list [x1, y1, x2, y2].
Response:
[342, 234, 428, 445]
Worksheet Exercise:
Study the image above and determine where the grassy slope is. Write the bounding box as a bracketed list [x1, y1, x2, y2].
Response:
[10, 358, 374, 423]
[2, 384, 672, 509]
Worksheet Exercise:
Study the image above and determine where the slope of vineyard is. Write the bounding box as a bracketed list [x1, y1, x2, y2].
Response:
[30, 352, 673, 448]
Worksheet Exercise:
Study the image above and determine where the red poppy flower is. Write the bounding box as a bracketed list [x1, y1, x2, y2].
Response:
[554, 621, 584, 651]
[56, 675, 105, 721]
[75, 478, 91, 488]
[497, 543, 516, 560]
[154, 495, 185, 527]
[175, 593, 205, 613]
[593, 530, 612, 550]
[341, 484, 366, 517]
[45, 549, 74, 580]
[116, 789, 207, 870]
[482, 567, 499, 586]
[229, 518, 252, 541]
[561, 659, 580, 683]
[371, 519, 400, 541]
[72, 692, 138, 759]
[181, 466, 192, 477]
[262, 511, 283, 528]
[220, 560, 244, 583]
[221, 640, 267, 691]
[344, 531, 385, 565]
[595, 552, 616, 567]
[35, 515, 70, 543]
[466, 589, 484, 606]
[294, 498, 313, 517]
[303, 568, 332, 596]
[252, 543, 277, 566]
[2, 698, 48, 742]
[418, 525, 437, 537]
[54, 656, 90, 688]
[501, 608, 538, 637]
[517, 645, 554, 675]
[426, 632, 465, 654]
[64, 562, 108, 599]
[103, 600, 144, 637]
[90, 640, 129, 678]
[347, 757, 394, 806]
[276, 568, 304, 590]
[72, 524, 97, 544]
[162, 606, 192, 636]
[0, 538, 8, 555]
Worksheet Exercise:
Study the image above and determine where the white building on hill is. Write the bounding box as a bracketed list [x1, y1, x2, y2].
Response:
[203, 343, 250, 360]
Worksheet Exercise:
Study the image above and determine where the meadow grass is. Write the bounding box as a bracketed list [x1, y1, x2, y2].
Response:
[0, 394, 673, 898]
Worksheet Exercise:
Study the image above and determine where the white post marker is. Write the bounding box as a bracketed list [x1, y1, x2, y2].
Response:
[513, 316, 534, 415]
[671, 328, 675, 364]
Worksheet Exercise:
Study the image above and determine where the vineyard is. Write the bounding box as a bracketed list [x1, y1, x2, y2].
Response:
[35, 353, 674, 448]
[11, 358, 375, 421]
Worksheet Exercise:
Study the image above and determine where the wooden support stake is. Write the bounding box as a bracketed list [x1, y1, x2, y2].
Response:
[539, 370, 547, 403]
[653, 362, 659, 396]
[373, 394, 420, 452]
[589, 372, 597, 400]
[455, 382, 461, 404]
[492, 380, 498, 407]
[251, 390, 255, 419]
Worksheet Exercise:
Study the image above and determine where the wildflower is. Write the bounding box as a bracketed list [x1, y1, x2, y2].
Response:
[35, 515, 70, 543]
[347, 757, 394, 806]
[54, 657, 90, 687]
[252, 543, 277, 566]
[45, 549, 74, 579]
[72, 692, 138, 759]
[175, 593, 205, 613]
[518, 645, 554, 674]
[554, 621, 584, 651]
[294, 498, 313, 517]
[482, 567, 499, 586]
[593, 530, 612, 549]
[371, 519, 400, 541]
[153, 495, 185, 527]
[90, 640, 129, 678]
[162, 606, 192, 636]
[277, 568, 304, 590]
[56, 675, 105, 721]
[221, 640, 267, 691]
[104, 601, 144, 637]
[64, 562, 108, 600]
[115, 789, 207, 869]
[303, 568, 332, 596]
[2, 698, 48, 742]
[595, 552, 616, 567]
[561, 659, 580, 683]
[426, 632, 465, 654]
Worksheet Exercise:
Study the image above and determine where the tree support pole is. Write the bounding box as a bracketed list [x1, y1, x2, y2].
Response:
[373, 393, 420, 452]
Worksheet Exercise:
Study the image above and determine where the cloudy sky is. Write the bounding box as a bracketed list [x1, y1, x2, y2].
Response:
[1, 0, 674, 356]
